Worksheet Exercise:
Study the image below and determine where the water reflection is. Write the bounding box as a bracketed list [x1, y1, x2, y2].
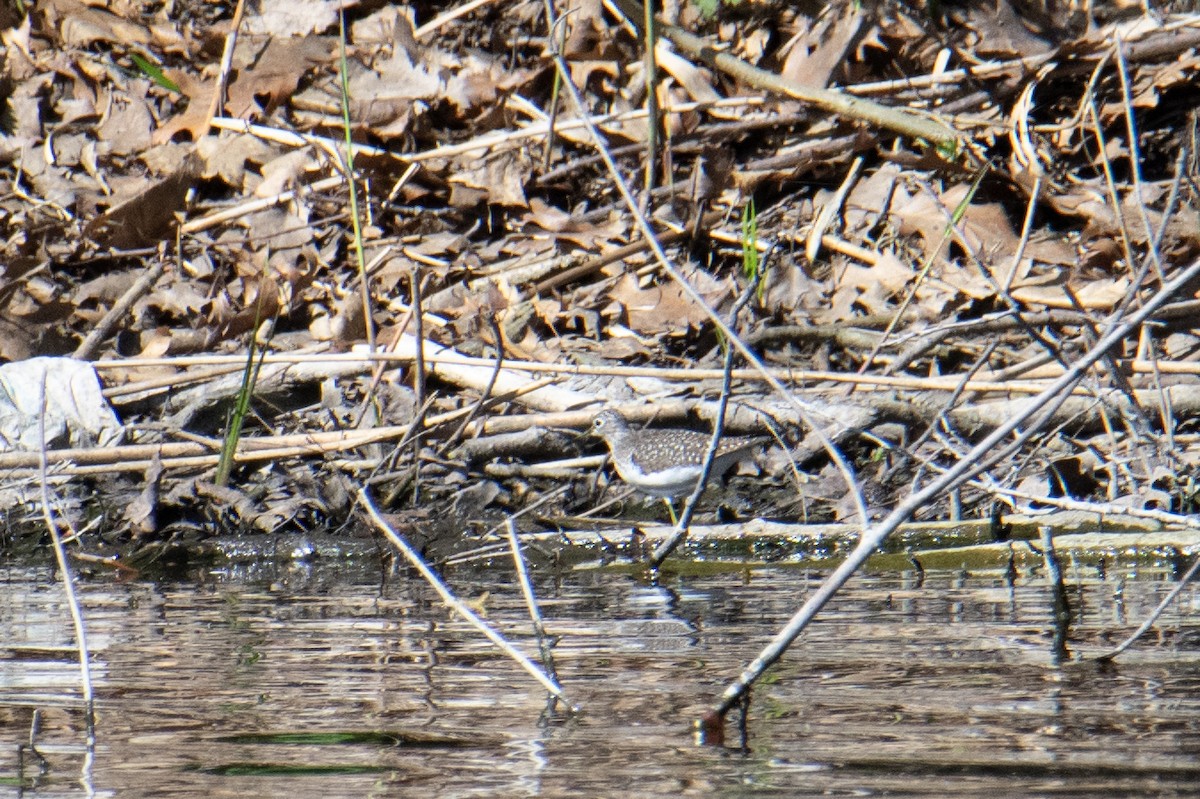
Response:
[2, 556, 1199, 796]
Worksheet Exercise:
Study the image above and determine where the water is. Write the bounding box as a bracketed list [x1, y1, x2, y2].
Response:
[2, 554, 1199, 797]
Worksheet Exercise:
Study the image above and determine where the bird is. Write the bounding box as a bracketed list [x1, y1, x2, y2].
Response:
[589, 410, 767, 513]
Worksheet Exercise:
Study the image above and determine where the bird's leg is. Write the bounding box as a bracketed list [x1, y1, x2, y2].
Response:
[663, 498, 679, 525]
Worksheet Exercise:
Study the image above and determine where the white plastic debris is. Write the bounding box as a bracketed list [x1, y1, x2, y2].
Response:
[0, 357, 123, 451]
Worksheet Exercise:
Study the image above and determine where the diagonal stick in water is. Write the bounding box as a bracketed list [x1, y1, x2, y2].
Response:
[360, 490, 577, 711]
[705, 255, 1200, 729]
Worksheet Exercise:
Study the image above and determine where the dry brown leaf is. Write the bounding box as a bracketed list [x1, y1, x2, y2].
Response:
[566, 60, 620, 91]
[1045, 180, 1200, 249]
[96, 82, 154, 156]
[9, 137, 78, 212]
[827, 252, 915, 316]
[948, 0, 1058, 58]
[349, 47, 440, 136]
[252, 150, 314, 198]
[211, 273, 282, 342]
[605, 272, 726, 336]
[779, 6, 863, 89]
[194, 134, 277, 191]
[932, 261, 994, 301]
[227, 37, 335, 119]
[562, 0, 606, 59]
[348, 29, 532, 139]
[243, 206, 315, 253]
[1011, 276, 1131, 310]
[73, 270, 139, 317]
[151, 72, 215, 145]
[844, 163, 902, 233]
[893, 186, 1015, 264]
[137, 277, 210, 322]
[449, 150, 532, 208]
[48, 0, 151, 47]
[520, 198, 624, 248]
[760, 257, 826, 315]
[137, 142, 189, 178]
[86, 150, 202, 249]
[0, 319, 35, 361]
[243, 0, 342, 37]
[737, 27, 771, 64]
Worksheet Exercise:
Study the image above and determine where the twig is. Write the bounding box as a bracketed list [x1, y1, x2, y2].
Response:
[805, 156, 863, 262]
[703, 254, 1200, 730]
[1037, 524, 1072, 664]
[443, 484, 572, 566]
[210, 95, 766, 170]
[505, 518, 564, 704]
[610, 0, 959, 148]
[181, 174, 343, 234]
[640, 1, 659, 201]
[1095, 555, 1200, 662]
[200, 0, 245, 136]
[437, 316, 508, 456]
[98, 351, 1055, 396]
[649, 273, 780, 567]
[36, 375, 96, 750]
[73, 257, 167, 361]
[95, 348, 1200, 390]
[0, 411, 479, 474]
[1113, 32, 1165, 284]
[408, 266, 428, 504]
[541, 0, 867, 529]
[1085, 91, 1143, 289]
[24, 709, 49, 774]
[414, 0, 501, 37]
[360, 489, 577, 711]
[648, 320, 736, 567]
[337, 7, 375, 355]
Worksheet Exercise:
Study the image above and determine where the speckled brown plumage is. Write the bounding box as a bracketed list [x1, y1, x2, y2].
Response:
[590, 410, 766, 499]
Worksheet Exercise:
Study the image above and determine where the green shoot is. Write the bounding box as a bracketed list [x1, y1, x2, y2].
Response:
[215, 307, 270, 487]
[338, 7, 375, 355]
[741, 198, 763, 299]
[130, 52, 180, 94]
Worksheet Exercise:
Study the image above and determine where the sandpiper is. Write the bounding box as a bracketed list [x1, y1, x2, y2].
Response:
[589, 410, 767, 503]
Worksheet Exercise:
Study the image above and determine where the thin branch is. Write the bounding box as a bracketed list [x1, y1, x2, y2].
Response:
[1095, 555, 1200, 662]
[36, 374, 96, 750]
[704, 254, 1200, 729]
[505, 517, 564, 707]
[610, 0, 959, 147]
[360, 489, 577, 711]
[540, 0, 868, 527]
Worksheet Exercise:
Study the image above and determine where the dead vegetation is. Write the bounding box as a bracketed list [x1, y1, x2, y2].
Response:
[2, 0, 1200, 553]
